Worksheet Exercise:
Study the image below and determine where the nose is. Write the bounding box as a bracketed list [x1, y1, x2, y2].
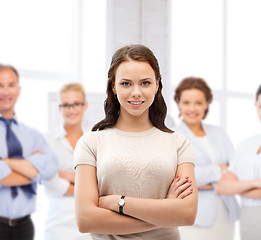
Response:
[1, 86, 10, 95]
[131, 85, 141, 98]
[188, 104, 196, 111]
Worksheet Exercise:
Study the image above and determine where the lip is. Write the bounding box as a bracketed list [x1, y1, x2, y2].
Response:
[128, 101, 144, 108]
[0, 97, 12, 104]
[67, 114, 78, 118]
[186, 113, 198, 118]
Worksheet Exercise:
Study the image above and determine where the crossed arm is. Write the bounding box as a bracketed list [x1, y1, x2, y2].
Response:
[74, 162, 198, 235]
[59, 171, 75, 195]
[197, 163, 228, 190]
[0, 150, 41, 186]
[217, 170, 261, 198]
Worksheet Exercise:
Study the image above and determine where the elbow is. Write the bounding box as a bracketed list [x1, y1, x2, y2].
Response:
[76, 216, 91, 233]
[216, 183, 229, 195]
[41, 163, 58, 181]
[183, 206, 197, 226]
[178, 197, 198, 227]
[75, 209, 95, 233]
[77, 221, 90, 234]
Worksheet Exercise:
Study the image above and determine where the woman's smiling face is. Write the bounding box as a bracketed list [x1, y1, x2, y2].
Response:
[113, 60, 159, 119]
[178, 88, 209, 125]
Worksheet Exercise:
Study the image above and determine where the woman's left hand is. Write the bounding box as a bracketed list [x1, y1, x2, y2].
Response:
[166, 176, 193, 199]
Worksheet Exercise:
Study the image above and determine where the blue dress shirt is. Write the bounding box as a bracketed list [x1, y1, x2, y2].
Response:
[0, 114, 58, 219]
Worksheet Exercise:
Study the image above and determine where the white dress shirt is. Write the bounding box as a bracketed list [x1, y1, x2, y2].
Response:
[230, 134, 261, 206]
[43, 126, 91, 240]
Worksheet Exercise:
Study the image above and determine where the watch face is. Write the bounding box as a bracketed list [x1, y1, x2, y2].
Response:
[118, 198, 125, 206]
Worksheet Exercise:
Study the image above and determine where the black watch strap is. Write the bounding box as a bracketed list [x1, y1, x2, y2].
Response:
[119, 196, 125, 215]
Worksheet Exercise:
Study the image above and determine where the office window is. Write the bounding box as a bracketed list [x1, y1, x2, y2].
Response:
[227, 0, 261, 94]
[0, 0, 74, 73]
[0, 0, 107, 134]
[171, 0, 261, 146]
[171, 0, 223, 90]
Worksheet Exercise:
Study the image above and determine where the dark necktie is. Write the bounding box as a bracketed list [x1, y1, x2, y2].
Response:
[0, 117, 36, 198]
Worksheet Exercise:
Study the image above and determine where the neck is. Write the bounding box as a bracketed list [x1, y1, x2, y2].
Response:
[115, 112, 153, 132]
[184, 120, 205, 137]
[64, 123, 83, 137]
[64, 123, 83, 150]
[0, 110, 15, 119]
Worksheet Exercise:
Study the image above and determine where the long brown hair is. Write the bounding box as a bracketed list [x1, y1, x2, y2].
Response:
[92, 44, 173, 133]
[174, 77, 213, 119]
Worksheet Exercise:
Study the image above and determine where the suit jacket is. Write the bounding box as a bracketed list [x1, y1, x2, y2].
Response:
[175, 120, 239, 227]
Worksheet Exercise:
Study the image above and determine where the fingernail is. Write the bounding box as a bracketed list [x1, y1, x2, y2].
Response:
[185, 176, 189, 179]
[176, 176, 179, 178]
[188, 180, 192, 183]
[190, 189, 193, 191]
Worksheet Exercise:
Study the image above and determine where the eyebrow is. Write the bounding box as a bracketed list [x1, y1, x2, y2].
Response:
[120, 78, 152, 82]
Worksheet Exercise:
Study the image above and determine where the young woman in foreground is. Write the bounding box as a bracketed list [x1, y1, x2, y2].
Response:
[74, 44, 198, 239]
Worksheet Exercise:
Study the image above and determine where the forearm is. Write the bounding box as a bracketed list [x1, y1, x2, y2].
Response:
[240, 188, 261, 199]
[77, 204, 157, 234]
[198, 183, 214, 190]
[75, 165, 157, 234]
[217, 179, 257, 195]
[195, 164, 221, 187]
[3, 158, 39, 178]
[0, 171, 33, 186]
[59, 172, 75, 184]
[64, 183, 74, 196]
[114, 196, 197, 228]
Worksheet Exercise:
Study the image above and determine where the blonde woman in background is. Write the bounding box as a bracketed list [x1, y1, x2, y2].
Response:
[174, 77, 239, 240]
[217, 85, 261, 240]
[43, 83, 91, 240]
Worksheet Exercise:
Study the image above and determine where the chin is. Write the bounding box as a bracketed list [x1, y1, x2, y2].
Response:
[185, 118, 200, 124]
[65, 119, 79, 125]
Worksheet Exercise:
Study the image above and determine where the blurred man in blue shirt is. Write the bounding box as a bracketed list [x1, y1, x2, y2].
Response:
[0, 64, 58, 240]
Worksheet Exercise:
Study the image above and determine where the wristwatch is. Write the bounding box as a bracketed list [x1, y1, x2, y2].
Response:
[118, 196, 125, 215]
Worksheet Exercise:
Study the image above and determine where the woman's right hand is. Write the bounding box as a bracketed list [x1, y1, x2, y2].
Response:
[218, 163, 228, 172]
[166, 176, 193, 199]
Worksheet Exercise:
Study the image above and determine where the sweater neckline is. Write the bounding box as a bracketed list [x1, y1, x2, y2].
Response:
[113, 126, 157, 137]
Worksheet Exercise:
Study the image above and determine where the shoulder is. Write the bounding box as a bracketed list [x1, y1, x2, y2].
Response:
[203, 123, 228, 137]
[18, 122, 44, 138]
[203, 123, 222, 132]
[77, 128, 113, 147]
[237, 134, 260, 148]
[45, 128, 58, 140]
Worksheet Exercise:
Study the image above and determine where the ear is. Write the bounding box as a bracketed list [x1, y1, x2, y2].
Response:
[155, 79, 160, 94]
[112, 82, 116, 95]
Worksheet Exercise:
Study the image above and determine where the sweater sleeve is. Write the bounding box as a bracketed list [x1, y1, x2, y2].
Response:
[74, 131, 97, 169]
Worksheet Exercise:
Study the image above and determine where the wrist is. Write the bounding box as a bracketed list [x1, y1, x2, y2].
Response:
[118, 196, 126, 215]
[3, 158, 10, 164]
